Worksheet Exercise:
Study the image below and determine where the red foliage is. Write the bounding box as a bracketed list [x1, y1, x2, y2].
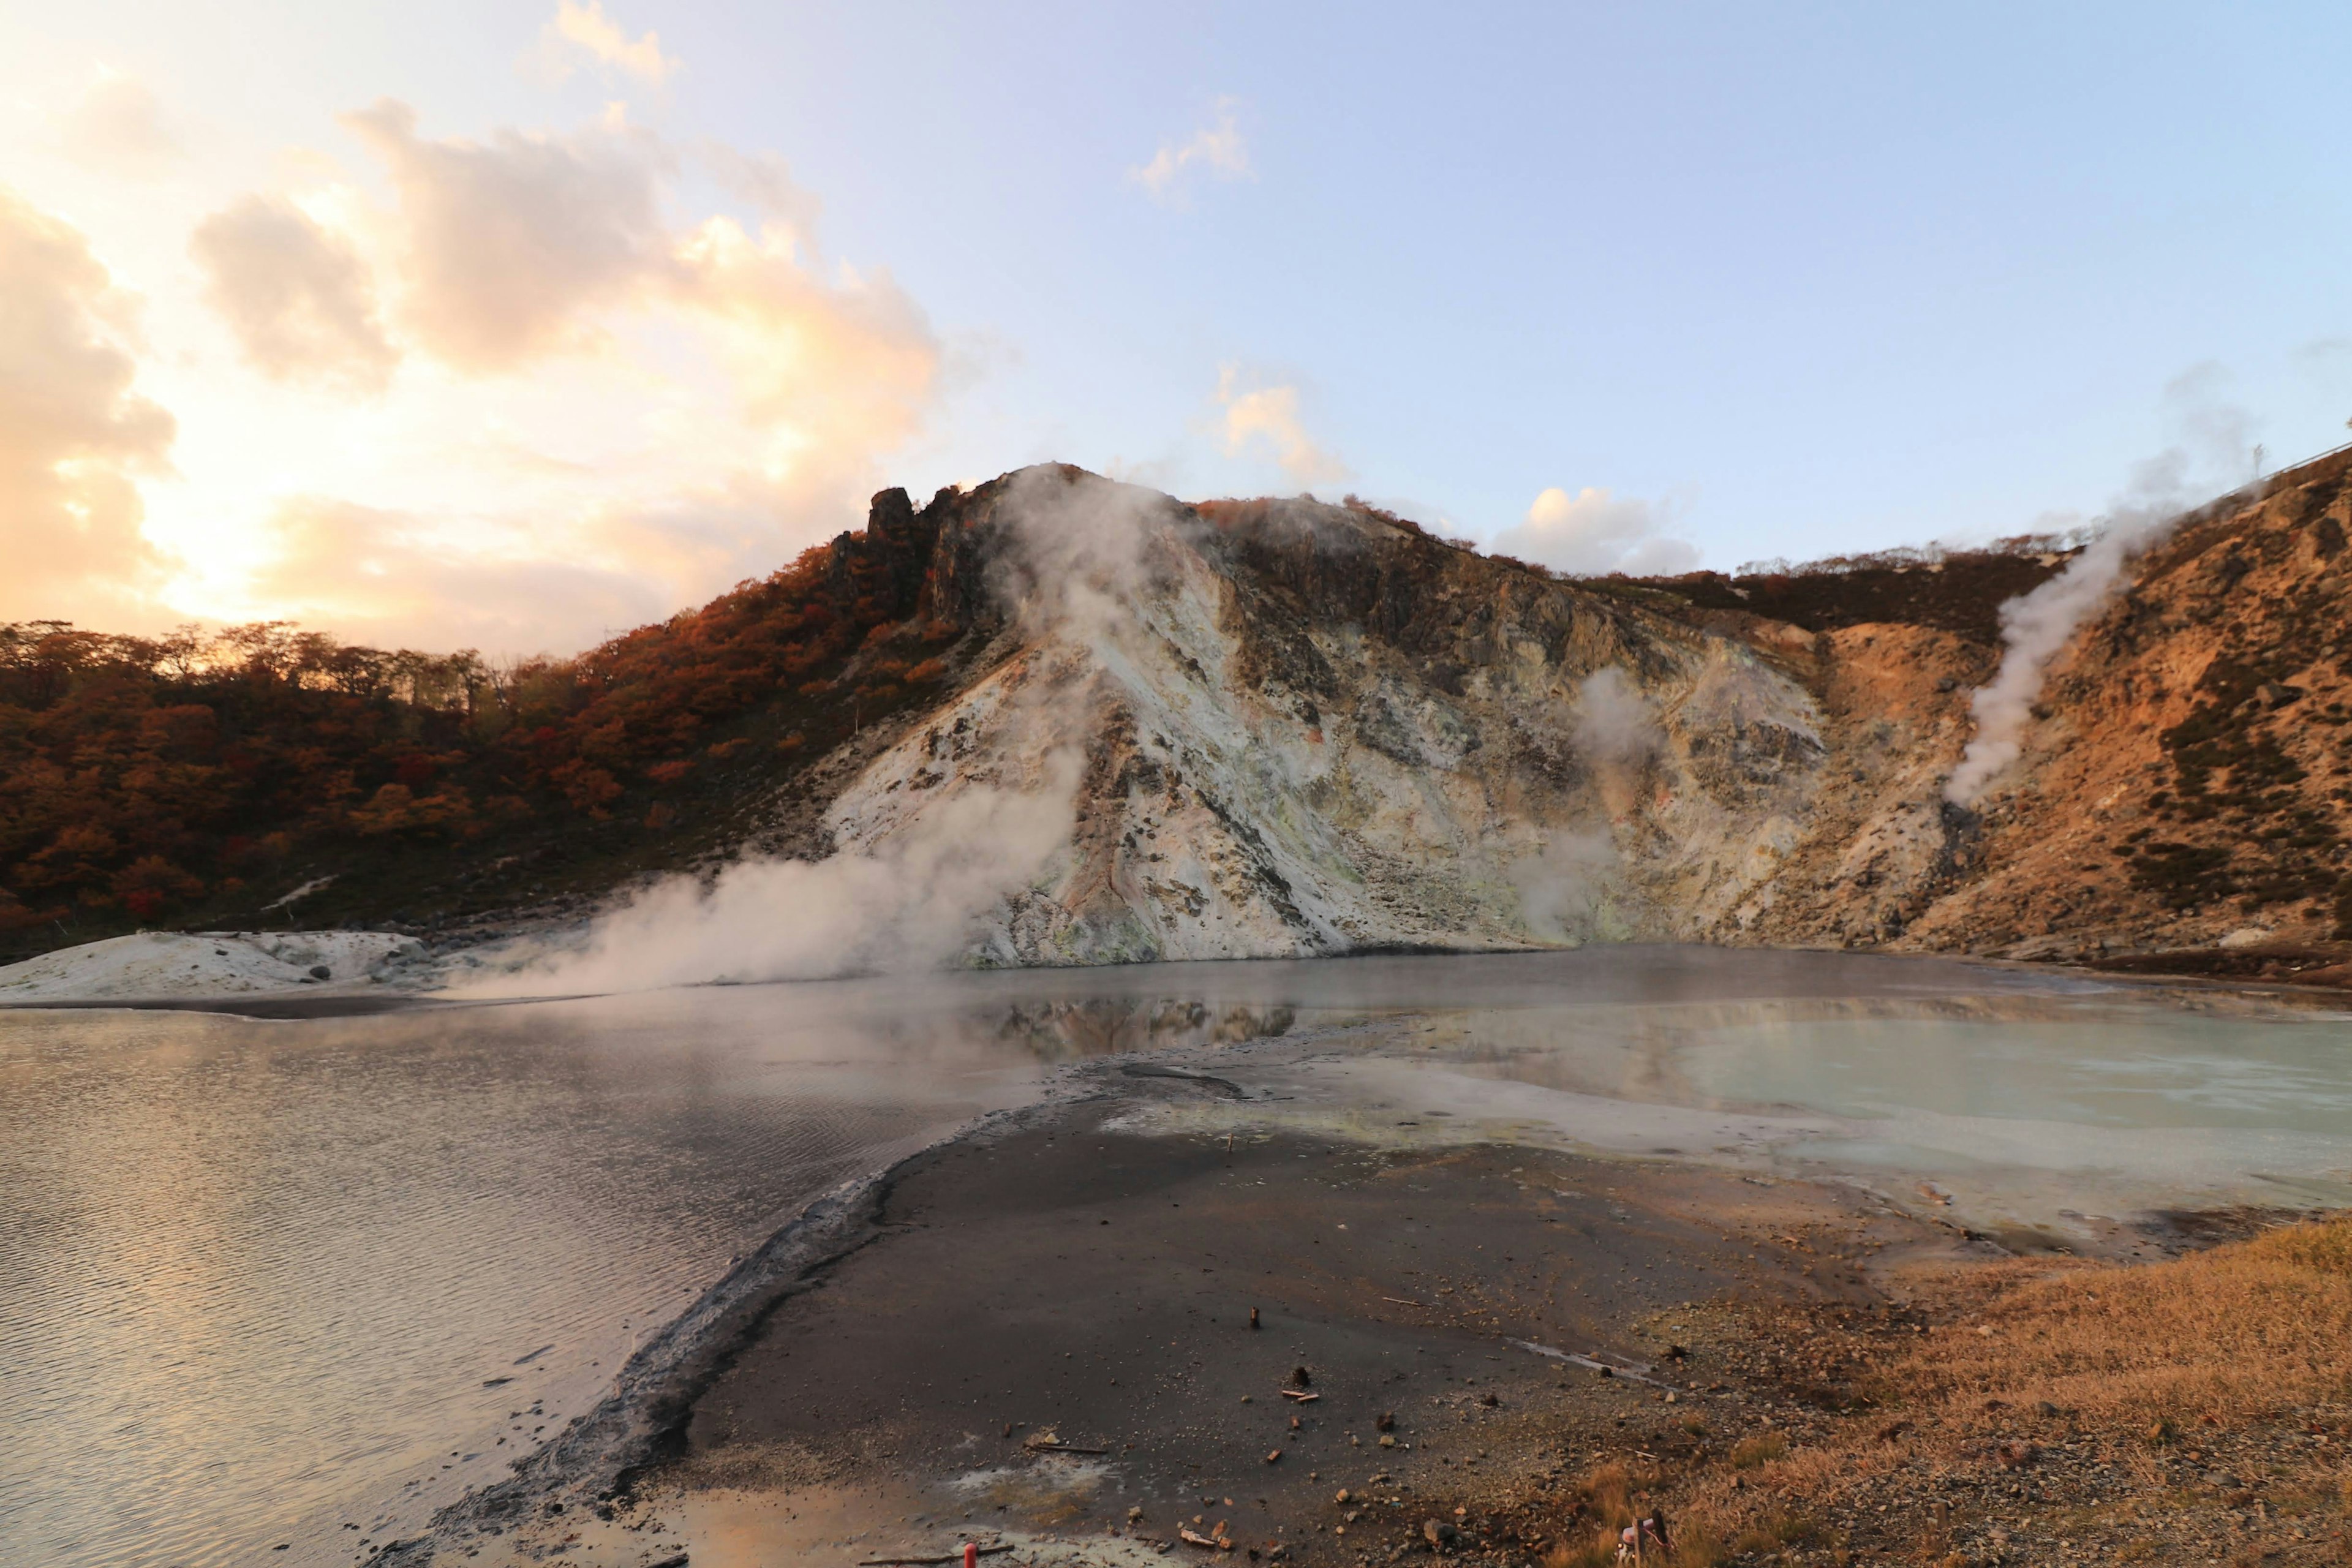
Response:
[1, 487, 964, 941]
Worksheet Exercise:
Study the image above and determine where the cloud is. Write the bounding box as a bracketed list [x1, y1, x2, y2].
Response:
[190, 195, 398, 394]
[668, 215, 937, 458]
[247, 495, 677, 655]
[0, 189, 176, 623]
[1487, 486, 1700, 576]
[30, 94, 941, 655]
[1129, 97, 1251, 205]
[341, 99, 672, 372]
[59, 74, 181, 178]
[1215, 365, 1348, 486]
[698, 143, 823, 251]
[538, 0, 679, 86]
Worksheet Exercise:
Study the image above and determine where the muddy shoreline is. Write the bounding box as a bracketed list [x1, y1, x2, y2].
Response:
[384, 1053, 2342, 1568]
[363, 981, 2352, 1568]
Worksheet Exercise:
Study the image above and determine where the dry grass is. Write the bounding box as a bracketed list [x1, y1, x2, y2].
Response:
[1534, 1213, 2352, 1567]
[1888, 1212, 2352, 1430]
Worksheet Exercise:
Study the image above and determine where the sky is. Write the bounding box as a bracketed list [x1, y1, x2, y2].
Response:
[5, 0, 2350, 656]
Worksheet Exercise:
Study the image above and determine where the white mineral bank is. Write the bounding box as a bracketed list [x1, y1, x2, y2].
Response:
[0, 930, 425, 1000]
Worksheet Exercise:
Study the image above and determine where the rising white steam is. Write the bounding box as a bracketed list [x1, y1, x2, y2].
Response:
[1507, 666, 1659, 944]
[1941, 512, 2169, 807]
[1509, 829, 1621, 945]
[1570, 666, 1663, 769]
[1945, 371, 2257, 807]
[458, 466, 1173, 997]
[459, 756, 1080, 995]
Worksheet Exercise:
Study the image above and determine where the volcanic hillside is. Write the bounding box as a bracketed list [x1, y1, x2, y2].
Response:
[4, 455, 2349, 982]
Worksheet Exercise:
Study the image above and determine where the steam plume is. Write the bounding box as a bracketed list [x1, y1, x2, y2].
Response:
[1570, 666, 1662, 769]
[454, 466, 1167, 997]
[458, 753, 1079, 995]
[1509, 829, 1619, 944]
[1946, 380, 2259, 807]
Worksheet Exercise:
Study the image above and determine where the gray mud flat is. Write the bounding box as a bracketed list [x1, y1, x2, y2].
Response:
[444, 1071, 1950, 1568]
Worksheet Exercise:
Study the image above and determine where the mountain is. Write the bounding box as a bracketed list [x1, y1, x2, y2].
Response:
[5, 454, 2348, 985]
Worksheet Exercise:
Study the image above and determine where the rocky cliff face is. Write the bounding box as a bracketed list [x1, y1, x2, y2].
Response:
[1885, 448, 2352, 973]
[743, 453, 2352, 981]
[811, 466, 1834, 964]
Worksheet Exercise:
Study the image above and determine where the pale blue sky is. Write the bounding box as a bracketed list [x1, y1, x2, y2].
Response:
[6, 1, 2349, 647]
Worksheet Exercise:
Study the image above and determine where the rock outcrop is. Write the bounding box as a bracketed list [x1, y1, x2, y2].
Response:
[750, 451, 2352, 978]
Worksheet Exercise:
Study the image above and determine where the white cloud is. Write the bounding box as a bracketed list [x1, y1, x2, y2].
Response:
[141, 104, 946, 653]
[341, 99, 673, 372]
[0, 189, 177, 624]
[537, 0, 680, 86]
[698, 142, 823, 251]
[1487, 486, 1699, 576]
[1215, 364, 1348, 486]
[1129, 97, 1251, 205]
[58, 73, 181, 178]
[190, 195, 398, 394]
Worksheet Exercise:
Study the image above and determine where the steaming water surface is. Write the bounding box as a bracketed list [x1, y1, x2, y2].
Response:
[0, 979, 1291, 1568]
[3, 948, 2348, 1568]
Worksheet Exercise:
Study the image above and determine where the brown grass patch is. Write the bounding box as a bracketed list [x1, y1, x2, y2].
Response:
[1888, 1212, 2352, 1429]
[1537, 1213, 2352, 1564]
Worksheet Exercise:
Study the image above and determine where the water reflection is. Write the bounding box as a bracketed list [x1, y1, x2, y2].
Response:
[0, 978, 1310, 1568]
[2, 948, 2344, 1568]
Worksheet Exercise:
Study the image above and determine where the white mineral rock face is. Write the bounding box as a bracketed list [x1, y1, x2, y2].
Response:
[821, 469, 1836, 966]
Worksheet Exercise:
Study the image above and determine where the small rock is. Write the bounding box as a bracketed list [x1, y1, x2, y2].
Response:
[309, 965, 331, 979]
[1374, 1411, 1396, 1432]
[1421, 1518, 1458, 1551]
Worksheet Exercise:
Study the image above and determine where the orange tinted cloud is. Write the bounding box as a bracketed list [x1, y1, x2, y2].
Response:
[342, 99, 671, 372]
[250, 495, 674, 654]
[59, 74, 181, 179]
[1215, 366, 1348, 486]
[538, 0, 679, 86]
[1488, 486, 1698, 576]
[0, 189, 176, 623]
[191, 195, 398, 394]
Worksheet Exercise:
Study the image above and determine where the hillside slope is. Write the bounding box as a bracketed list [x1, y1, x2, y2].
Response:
[1890, 448, 2352, 972]
[8, 454, 2350, 986]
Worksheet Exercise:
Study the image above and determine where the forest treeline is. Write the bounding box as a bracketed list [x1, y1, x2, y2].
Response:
[1, 490, 964, 946]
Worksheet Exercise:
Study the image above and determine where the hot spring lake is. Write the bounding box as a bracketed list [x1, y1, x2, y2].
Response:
[4, 947, 2349, 1568]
